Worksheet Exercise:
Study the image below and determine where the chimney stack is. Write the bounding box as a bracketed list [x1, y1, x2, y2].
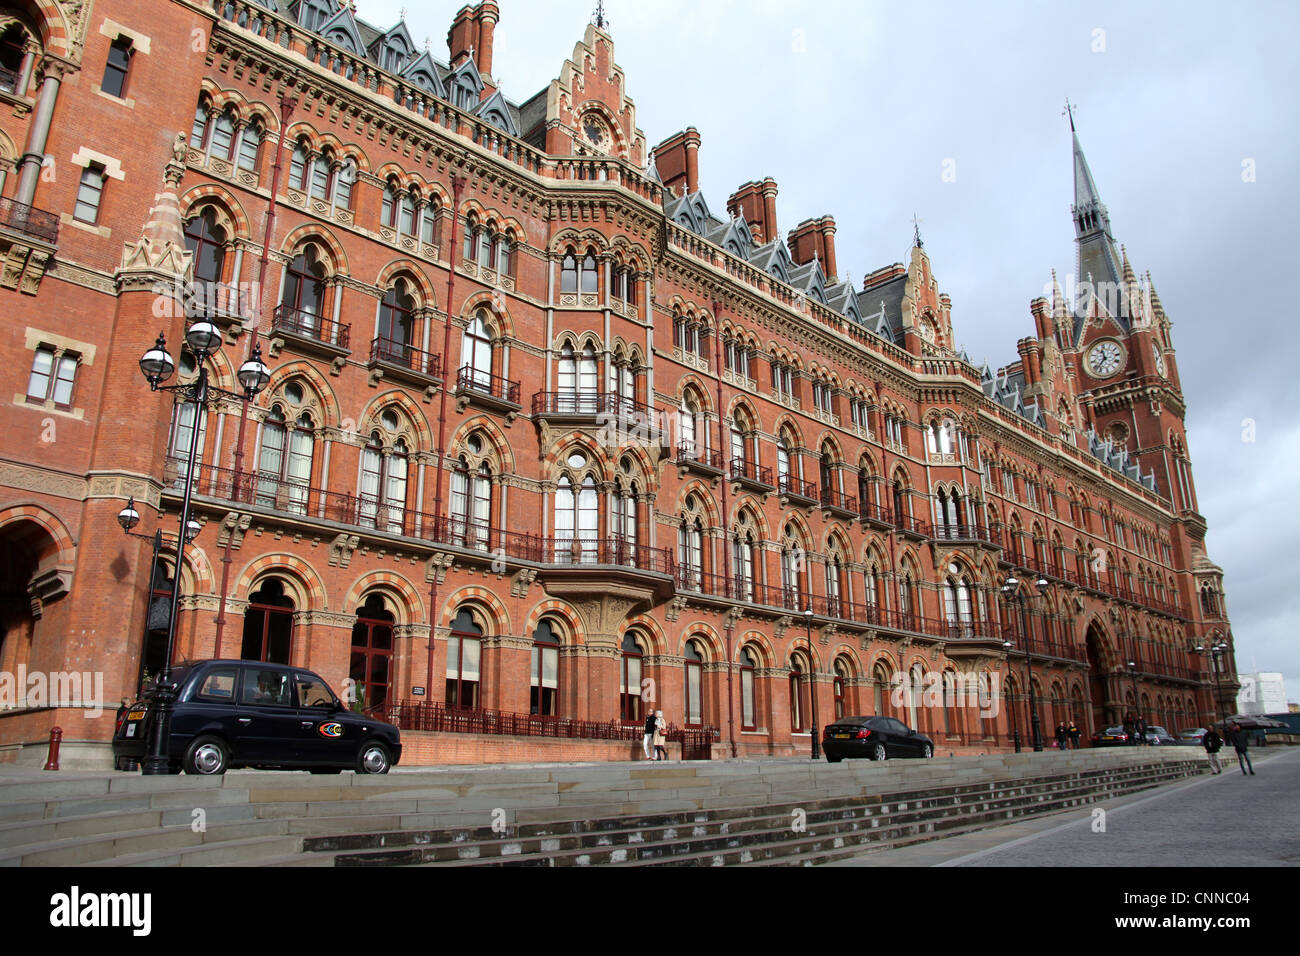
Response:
[787, 215, 838, 277]
[447, 5, 476, 68]
[728, 177, 779, 244]
[652, 128, 702, 197]
[476, 1, 499, 77]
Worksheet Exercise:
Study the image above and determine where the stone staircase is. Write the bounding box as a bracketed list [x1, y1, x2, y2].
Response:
[0, 749, 1207, 867]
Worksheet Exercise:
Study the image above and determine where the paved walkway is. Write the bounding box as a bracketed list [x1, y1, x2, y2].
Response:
[826, 747, 1298, 866]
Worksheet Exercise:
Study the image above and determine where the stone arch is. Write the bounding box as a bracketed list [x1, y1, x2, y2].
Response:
[620, 614, 666, 656]
[234, 553, 328, 609]
[676, 623, 723, 660]
[0, 504, 75, 570]
[460, 289, 516, 339]
[738, 630, 776, 667]
[260, 361, 341, 429]
[179, 184, 253, 240]
[440, 584, 511, 635]
[357, 390, 434, 452]
[522, 599, 586, 645]
[343, 570, 426, 624]
[448, 416, 517, 475]
[279, 224, 350, 275]
[375, 260, 437, 308]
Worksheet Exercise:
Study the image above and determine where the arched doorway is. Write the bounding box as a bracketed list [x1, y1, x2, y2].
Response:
[1085, 624, 1113, 733]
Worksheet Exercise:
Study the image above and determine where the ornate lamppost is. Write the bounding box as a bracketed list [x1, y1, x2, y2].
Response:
[132, 319, 270, 774]
[803, 607, 820, 759]
[1001, 573, 1047, 751]
[1195, 640, 1230, 725]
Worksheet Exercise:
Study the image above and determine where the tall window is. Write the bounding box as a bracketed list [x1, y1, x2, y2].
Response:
[449, 454, 492, 548]
[281, 247, 326, 325]
[684, 640, 704, 726]
[621, 633, 645, 722]
[101, 36, 133, 98]
[733, 514, 756, 601]
[580, 252, 599, 294]
[350, 594, 393, 715]
[360, 432, 409, 534]
[74, 164, 107, 224]
[834, 659, 850, 719]
[531, 620, 560, 716]
[678, 511, 703, 589]
[554, 471, 598, 563]
[256, 404, 314, 515]
[679, 394, 700, 455]
[167, 373, 206, 489]
[460, 311, 493, 389]
[377, 279, 415, 359]
[26, 346, 78, 408]
[446, 608, 482, 710]
[210, 107, 237, 161]
[560, 251, 578, 293]
[183, 208, 227, 287]
[288, 141, 308, 190]
[740, 647, 757, 730]
[789, 655, 807, 732]
[611, 466, 639, 552]
[241, 578, 294, 663]
[237, 120, 262, 173]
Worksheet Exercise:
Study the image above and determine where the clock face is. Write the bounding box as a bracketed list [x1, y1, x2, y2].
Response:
[919, 318, 936, 343]
[1087, 340, 1123, 378]
[1151, 343, 1165, 376]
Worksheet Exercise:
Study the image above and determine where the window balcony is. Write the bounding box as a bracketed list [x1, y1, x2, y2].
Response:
[930, 523, 1002, 549]
[858, 499, 894, 531]
[531, 391, 652, 426]
[0, 197, 58, 293]
[676, 442, 724, 479]
[0, 196, 59, 244]
[894, 512, 931, 540]
[819, 487, 858, 520]
[270, 305, 350, 362]
[368, 336, 443, 388]
[730, 457, 775, 494]
[778, 473, 818, 508]
[454, 365, 521, 418]
[543, 537, 676, 600]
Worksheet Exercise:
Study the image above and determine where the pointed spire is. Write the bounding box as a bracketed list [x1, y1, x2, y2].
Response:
[1072, 128, 1106, 222]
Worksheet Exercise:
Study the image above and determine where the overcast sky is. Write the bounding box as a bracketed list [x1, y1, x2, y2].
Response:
[360, 0, 1300, 704]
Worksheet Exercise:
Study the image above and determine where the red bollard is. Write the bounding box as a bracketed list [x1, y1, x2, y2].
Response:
[43, 726, 62, 771]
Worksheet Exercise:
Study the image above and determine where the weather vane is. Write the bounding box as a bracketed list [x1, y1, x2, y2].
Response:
[594, 1, 608, 29]
[911, 213, 923, 249]
[1063, 97, 1076, 132]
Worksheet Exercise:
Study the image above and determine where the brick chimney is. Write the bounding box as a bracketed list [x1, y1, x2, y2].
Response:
[448, 5, 476, 68]
[476, 1, 498, 77]
[787, 216, 838, 278]
[653, 127, 701, 197]
[728, 177, 779, 244]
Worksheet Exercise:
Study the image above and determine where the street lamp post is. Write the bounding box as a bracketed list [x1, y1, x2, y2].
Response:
[117, 498, 200, 692]
[1001, 574, 1046, 752]
[1127, 658, 1141, 745]
[803, 607, 820, 760]
[1196, 641, 1230, 725]
[133, 320, 270, 775]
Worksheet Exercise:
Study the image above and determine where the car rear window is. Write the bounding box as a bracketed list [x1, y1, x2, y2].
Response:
[193, 667, 239, 702]
[240, 667, 293, 707]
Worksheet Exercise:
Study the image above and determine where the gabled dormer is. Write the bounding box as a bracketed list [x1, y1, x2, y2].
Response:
[713, 214, 753, 260]
[293, 0, 338, 34]
[447, 56, 484, 112]
[370, 20, 415, 74]
[401, 51, 448, 99]
[475, 89, 518, 136]
[789, 259, 827, 305]
[316, 5, 366, 56]
[750, 238, 795, 285]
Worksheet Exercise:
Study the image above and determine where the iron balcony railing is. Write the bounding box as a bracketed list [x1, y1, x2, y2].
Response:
[820, 487, 858, 515]
[531, 391, 653, 419]
[456, 365, 520, 404]
[370, 335, 442, 378]
[858, 500, 894, 525]
[730, 457, 774, 487]
[272, 304, 351, 350]
[778, 473, 818, 501]
[0, 196, 59, 244]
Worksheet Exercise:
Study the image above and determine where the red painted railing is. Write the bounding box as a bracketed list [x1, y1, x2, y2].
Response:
[456, 364, 520, 404]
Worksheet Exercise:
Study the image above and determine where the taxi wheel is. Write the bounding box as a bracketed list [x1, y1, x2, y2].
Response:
[871, 743, 887, 761]
[356, 741, 391, 774]
[184, 736, 229, 775]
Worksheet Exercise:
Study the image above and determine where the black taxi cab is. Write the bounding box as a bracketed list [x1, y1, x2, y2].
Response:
[112, 659, 402, 775]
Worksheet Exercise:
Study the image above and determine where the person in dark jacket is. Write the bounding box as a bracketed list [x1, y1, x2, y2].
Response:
[1136, 716, 1149, 745]
[1202, 727, 1223, 774]
[642, 708, 656, 760]
[1226, 721, 1255, 775]
[1055, 722, 1068, 751]
[1067, 720, 1081, 749]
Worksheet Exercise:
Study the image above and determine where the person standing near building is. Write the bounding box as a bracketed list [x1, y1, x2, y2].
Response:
[1136, 715, 1148, 746]
[1055, 722, 1068, 751]
[652, 709, 668, 761]
[1226, 721, 1255, 775]
[642, 708, 656, 760]
[1202, 726, 1223, 774]
[1067, 720, 1081, 749]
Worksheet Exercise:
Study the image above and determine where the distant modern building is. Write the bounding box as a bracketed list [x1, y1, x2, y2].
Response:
[0, 0, 1239, 766]
[1236, 673, 1288, 716]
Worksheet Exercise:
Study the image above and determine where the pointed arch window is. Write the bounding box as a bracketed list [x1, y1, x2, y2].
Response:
[621, 633, 645, 723]
[350, 594, 394, 715]
[460, 311, 493, 390]
[281, 246, 327, 325]
[789, 655, 807, 732]
[183, 207, 227, 286]
[241, 578, 294, 664]
[446, 608, 482, 710]
[834, 658, 850, 719]
[531, 620, 561, 716]
[555, 470, 598, 563]
[360, 432, 409, 534]
[450, 455, 492, 549]
[168, 393, 206, 490]
[377, 278, 416, 361]
[580, 251, 599, 294]
[288, 140, 309, 191]
[560, 250, 578, 294]
[678, 514, 704, 589]
[210, 107, 237, 161]
[740, 646, 757, 730]
[684, 640, 704, 726]
[733, 515, 757, 602]
[256, 404, 314, 515]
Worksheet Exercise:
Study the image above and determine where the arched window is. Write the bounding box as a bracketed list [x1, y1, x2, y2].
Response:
[611, 461, 639, 553]
[730, 408, 752, 467]
[460, 311, 493, 389]
[309, 147, 332, 200]
[679, 392, 701, 456]
[189, 96, 211, 149]
[280, 246, 327, 327]
[241, 578, 294, 663]
[780, 524, 805, 609]
[777, 432, 795, 491]
[210, 107, 237, 161]
[376, 278, 416, 361]
[383, 182, 400, 229]
[446, 608, 482, 710]
[733, 512, 757, 601]
[740, 646, 758, 730]
[166, 377, 206, 489]
[360, 431, 409, 534]
[580, 251, 599, 294]
[789, 653, 808, 732]
[531, 620, 561, 716]
[350, 593, 393, 715]
[834, 658, 850, 719]
[288, 139, 309, 191]
[450, 451, 492, 549]
[555, 455, 598, 563]
[678, 510, 704, 589]
[256, 404, 314, 515]
[684, 640, 704, 727]
[560, 250, 578, 293]
[183, 207, 227, 286]
[621, 633, 645, 722]
[238, 120, 262, 173]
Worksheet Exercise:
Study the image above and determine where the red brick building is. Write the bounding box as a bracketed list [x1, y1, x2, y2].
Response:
[0, 0, 1237, 766]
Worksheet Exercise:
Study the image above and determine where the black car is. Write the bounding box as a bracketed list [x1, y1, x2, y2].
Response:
[112, 659, 402, 775]
[821, 715, 934, 762]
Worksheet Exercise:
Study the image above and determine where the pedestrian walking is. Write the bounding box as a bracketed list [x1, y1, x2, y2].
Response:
[641, 708, 656, 760]
[1055, 722, 1068, 751]
[652, 709, 668, 761]
[1136, 716, 1148, 746]
[1226, 721, 1255, 775]
[1202, 726, 1223, 774]
[1067, 720, 1081, 749]
[1123, 714, 1135, 746]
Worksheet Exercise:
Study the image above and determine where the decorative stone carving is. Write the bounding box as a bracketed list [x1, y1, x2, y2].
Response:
[665, 595, 687, 622]
[426, 551, 456, 584]
[509, 567, 537, 598]
[328, 533, 360, 568]
[216, 512, 252, 550]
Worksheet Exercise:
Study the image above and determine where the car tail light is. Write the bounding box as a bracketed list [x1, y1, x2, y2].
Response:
[855, 729, 872, 739]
